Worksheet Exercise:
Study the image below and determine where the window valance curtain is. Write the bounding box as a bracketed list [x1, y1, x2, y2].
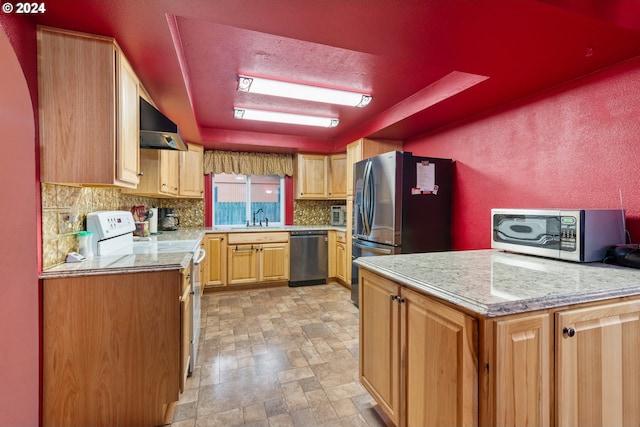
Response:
[203, 150, 294, 177]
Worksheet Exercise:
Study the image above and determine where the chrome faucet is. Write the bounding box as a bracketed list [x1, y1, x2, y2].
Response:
[252, 208, 263, 226]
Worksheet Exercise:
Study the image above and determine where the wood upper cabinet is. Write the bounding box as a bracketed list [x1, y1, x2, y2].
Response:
[493, 313, 551, 427]
[124, 148, 179, 197]
[328, 154, 347, 198]
[346, 138, 402, 197]
[179, 144, 204, 197]
[38, 27, 140, 188]
[202, 234, 227, 288]
[555, 300, 640, 427]
[295, 154, 328, 199]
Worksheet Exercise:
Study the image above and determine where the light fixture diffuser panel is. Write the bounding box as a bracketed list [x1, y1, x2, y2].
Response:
[234, 108, 339, 128]
[237, 75, 371, 107]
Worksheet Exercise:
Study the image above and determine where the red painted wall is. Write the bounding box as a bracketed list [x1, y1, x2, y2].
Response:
[0, 16, 40, 427]
[405, 57, 640, 251]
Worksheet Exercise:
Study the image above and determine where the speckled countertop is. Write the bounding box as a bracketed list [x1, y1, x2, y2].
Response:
[41, 225, 343, 278]
[355, 249, 640, 317]
[205, 225, 346, 233]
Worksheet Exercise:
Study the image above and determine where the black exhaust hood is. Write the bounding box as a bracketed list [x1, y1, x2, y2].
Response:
[139, 97, 188, 151]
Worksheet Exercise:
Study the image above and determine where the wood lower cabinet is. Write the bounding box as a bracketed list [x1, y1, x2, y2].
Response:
[359, 269, 477, 427]
[555, 300, 640, 427]
[202, 233, 227, 288]
[328, 230, 347, 285]
[43, 269, 185, 427]
[360, 266, 640, 427]
[335, 234, 347, 283]
[226, 232, 290, 287]
[493, 313, 551, 427]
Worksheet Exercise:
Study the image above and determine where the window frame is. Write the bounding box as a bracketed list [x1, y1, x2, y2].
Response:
[211, 173, 285, 226]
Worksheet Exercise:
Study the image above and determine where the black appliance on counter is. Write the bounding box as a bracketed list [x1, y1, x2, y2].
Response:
[351, 151, 453, 306]
[158, 207, 180, 231]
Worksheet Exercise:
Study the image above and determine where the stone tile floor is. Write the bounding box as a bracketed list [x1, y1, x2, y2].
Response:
[171, 282, 388, 427]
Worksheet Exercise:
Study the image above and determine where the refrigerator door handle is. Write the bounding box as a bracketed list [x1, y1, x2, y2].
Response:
[362, 160, 374, 235]
[353, 241, 393, 255]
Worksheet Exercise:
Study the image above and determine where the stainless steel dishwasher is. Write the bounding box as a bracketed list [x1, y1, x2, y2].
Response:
[289, 230, 328, 287]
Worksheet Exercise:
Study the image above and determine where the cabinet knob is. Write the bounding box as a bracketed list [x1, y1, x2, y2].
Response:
[390, 294, 397, 301]
[562, 327, 576, 337]
[137, 171, 144, 177]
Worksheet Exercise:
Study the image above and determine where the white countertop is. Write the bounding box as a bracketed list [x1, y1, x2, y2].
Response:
[355, 249, 640, 317]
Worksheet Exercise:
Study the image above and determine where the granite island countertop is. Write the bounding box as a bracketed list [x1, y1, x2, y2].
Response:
[355, 249, 640, 317]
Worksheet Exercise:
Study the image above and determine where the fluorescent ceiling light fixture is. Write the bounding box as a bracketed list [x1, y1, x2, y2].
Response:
[238, 75, 371, 107]
[234, 108, 339, 128]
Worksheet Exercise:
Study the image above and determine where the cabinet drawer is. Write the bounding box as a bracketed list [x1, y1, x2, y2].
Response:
[336, 231, 346, 243]
[227, 232, 289, 245]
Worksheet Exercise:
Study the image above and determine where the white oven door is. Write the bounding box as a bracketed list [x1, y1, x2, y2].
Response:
[189, 247, 206, 373]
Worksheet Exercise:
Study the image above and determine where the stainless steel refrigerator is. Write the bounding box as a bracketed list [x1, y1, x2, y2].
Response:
[351, 151, 453, 305]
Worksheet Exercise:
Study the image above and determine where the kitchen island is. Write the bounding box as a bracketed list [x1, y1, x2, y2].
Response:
[355, 249, 640, 427]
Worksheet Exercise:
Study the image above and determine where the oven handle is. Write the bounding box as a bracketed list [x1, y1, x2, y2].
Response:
[193, 247, 206, 264]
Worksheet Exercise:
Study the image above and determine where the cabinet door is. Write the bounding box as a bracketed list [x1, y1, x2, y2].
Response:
[259, 243, 290, 281]
[296, 154, 327, 198]
[359, 269, 401, 426]
[336, 241, 346, 282]
[328, 154, 347, 199]
[495, 314, 551, 427]
[401, 286, 478, 427]
[161, 150, 180, 196]
[556, 300, 640, 427]
[346, 140, 362, 197]
[116, 51, 140, 186]
[227, 244, 259, 285]
[203, 234, 227, 288]
[328, 231, 337, 278]
[179, 144, 204, 197]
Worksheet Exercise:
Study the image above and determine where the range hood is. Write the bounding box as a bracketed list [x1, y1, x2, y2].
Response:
[139, 97, 188, 151]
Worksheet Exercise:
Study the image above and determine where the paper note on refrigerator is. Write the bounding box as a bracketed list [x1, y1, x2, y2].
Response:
[416, 162, 435, 193]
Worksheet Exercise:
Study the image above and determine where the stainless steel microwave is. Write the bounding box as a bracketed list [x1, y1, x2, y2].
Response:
[491, 208, 625, 262]
[331, 205, 347, 226]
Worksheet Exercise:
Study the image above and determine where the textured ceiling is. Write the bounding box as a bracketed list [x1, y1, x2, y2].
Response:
[26, 0, 640, 153]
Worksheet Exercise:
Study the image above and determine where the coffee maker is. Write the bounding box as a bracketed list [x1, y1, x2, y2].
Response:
[158, 208, 180, 231]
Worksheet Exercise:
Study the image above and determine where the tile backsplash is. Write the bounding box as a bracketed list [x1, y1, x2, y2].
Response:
[293, 199, 346, 225]
[41, 184, 204, 268]
[42, 184, 344, 268]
